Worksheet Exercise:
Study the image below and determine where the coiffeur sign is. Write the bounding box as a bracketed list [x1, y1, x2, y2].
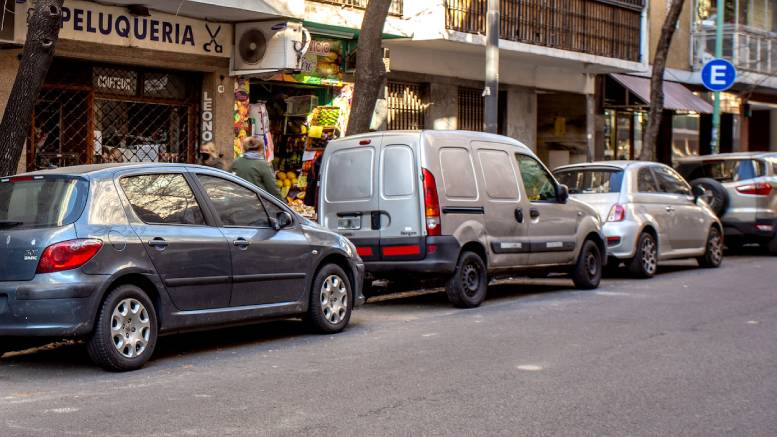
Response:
[14, 0, 231, 58]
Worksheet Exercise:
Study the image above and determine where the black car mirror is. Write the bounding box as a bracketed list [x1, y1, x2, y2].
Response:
[274, 211, 293, 230]
[692, 184, 706, 200]
[557, 184, 570, 203]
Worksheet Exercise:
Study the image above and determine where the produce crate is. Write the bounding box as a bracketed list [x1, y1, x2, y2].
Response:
[285, 95, 319, 116]
[310, 106, 340, 127]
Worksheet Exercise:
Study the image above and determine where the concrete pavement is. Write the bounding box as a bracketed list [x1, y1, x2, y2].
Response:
[1, 253, 776, 436]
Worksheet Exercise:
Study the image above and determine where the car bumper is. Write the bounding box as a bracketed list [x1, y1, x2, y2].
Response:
[602, 221, 641, 260]
[0, 273, 106, 337]
[352, 261, 366, 307]
[722, 217, 777, 241]
[363, 236, 460, 276]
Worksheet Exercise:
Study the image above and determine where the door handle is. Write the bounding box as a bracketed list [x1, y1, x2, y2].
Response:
[233, 237, 250, 249]
[148, 237, 168, 250]
[514, 208, 524, 223]
[529, 208, 540, 219]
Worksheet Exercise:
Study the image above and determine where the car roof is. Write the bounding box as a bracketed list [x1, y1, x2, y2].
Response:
[328, 130, 535, 155]
[553, 160, 657, 172]
[677, 152, 777, 162]
[18, 163, 208, 179]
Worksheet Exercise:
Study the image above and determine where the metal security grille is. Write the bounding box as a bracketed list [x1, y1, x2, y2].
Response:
[458, 87, 484, 132]
[386, 81, 427, 131]
[28, 60, 198, 171]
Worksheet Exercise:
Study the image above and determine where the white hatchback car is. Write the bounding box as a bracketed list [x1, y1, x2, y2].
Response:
[554, 161, 723, 278]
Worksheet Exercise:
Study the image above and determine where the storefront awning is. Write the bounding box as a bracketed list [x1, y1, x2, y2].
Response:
[610, 73, 713, 114]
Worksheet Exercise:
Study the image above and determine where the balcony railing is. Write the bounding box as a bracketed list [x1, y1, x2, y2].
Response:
[308, 0, 403, 16]
[445, 0, 644, 62]
[692, 24, 777, 75]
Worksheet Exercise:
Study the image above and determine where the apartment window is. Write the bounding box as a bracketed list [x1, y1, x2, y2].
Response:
[386, 81, 428, 131]
[458, 87, 484, 132]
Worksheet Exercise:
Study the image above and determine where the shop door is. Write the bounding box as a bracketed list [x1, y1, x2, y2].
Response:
[30, 87, 91, 170]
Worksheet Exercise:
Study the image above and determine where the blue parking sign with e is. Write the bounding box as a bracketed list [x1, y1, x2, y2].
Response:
[702, 59, 737, 92]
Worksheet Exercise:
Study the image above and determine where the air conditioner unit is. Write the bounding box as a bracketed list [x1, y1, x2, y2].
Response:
[232, 21, 310, 75]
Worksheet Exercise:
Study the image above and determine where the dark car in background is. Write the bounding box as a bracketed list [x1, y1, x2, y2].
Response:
[676, 153, 777, 253]
[0, 164, 364, 371]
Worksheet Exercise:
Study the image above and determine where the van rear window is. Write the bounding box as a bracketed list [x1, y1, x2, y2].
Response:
[325, 148, 374, 202]
[0, 176, 88, 229]
[554, 169, 624, 194]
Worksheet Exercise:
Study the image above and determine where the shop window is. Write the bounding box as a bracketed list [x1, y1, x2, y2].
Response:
[387, 81, 427, 131]
[458, 87, 484, 132]
[31, 88, 90, 169]
[604, 110, 646, 160]
[120, 174, 205, 225]
[671, 114, 700, 163]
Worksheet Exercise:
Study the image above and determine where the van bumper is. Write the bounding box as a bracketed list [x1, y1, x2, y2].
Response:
[363, 236, 460, 275]
[0, 273, 106, 337]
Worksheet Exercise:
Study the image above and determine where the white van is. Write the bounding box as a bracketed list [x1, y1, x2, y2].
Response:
[319, 130, 604, 307]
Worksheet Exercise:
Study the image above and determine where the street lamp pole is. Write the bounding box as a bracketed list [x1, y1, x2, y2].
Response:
[484, 0, 499, 133]
[711, 0, 724, 154]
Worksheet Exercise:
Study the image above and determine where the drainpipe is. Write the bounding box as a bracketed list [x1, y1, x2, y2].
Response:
[484, 0, 499, 133]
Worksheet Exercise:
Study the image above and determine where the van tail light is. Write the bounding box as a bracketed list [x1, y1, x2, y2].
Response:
[36, 239, 103, 274]
[736, 182, 773, 196]
[422, 168, 441, 237]
[607, 204, 626, 222]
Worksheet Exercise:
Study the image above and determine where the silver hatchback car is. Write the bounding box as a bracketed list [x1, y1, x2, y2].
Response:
[554, 161, 723, 278]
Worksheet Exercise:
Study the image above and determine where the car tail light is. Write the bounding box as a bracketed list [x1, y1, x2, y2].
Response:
[606, 236, 622, 246]
[36, 239, 103, 274]
[422, 168, 441, 237]
[607, 204, 626, 222]
[736, 182, 773, 196]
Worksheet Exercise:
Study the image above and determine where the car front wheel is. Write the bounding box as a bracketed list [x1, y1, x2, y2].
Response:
[572, 240, 602, 289]
[307, 264, 353, 334]
[86, 284, 158, 372]
[698, 226, 724, 268]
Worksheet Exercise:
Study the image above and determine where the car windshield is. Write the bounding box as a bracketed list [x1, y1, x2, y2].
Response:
[0, 175, 88, 229]
[554, 169, 624, 194]
[676, 159, 766, 182]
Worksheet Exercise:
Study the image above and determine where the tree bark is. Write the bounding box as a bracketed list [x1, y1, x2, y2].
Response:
[346, 0, 392, 135]
[0, 0, 65, 176]
[640, 0, 685, 162]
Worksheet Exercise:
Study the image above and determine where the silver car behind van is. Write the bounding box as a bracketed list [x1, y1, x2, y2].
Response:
[319, 130, 605, 308]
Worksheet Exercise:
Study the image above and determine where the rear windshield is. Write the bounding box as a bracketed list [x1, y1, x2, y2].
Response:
[554, 169, 624, 194]
[676, 159, 766, 182]
[0, 176, 88, 230]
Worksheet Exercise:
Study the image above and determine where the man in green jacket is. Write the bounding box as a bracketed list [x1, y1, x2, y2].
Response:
[231, 137, 284, 201]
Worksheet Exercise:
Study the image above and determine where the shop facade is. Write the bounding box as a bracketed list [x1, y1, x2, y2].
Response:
[2, 0, 234, 172]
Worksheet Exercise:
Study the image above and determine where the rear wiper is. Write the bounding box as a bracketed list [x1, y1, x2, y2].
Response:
[0, 221, 23, 229]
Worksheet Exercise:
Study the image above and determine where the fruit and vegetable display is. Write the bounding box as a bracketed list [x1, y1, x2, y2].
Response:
[311, 107, 340, 127]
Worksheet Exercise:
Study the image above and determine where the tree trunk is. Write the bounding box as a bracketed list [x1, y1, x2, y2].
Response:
[640, 0, 685, 162]
[0, 0, 65, 176]
[346, 0, 392, 135]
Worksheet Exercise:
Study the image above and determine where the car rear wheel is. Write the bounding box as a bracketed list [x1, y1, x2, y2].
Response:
[572, 240, 602, 289]
[446, 251, 488, 308]
[86, 284, 158, 372]
[691, 178, 729, 217]
[627, 232, 658, 279]
[307, 264, 353, 334]
[698, 227, 724, 268]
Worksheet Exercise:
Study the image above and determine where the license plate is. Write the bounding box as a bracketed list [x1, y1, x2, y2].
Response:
[338, 215, 361, 230]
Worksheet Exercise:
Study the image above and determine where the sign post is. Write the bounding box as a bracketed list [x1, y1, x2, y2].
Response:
[702, 57, 736, 154]
[707, 0, 732, 154]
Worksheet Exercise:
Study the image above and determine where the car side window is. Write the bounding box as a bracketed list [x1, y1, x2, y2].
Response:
[637, 168, 659, 193]
[515, 154, 557, 202]
[197, 175, 270, 228]
[653, 166, 691, 196]
[262, 196, 288, 224]
[120, 174, 205, 225]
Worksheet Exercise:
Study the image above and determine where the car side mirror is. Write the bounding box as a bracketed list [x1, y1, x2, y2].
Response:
[692, 184, 705, 200]
[274, 211, 293, 230]
[557, 184, 569, 203]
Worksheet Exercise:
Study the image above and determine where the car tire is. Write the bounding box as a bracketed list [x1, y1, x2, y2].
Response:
[691, 178, 729, 217]
[86, 284, 158, 372]
[446, 251, 488, 308]
[627, 232, 658, 279]
[307, 264, 353, 334]
[698, 226, 724, 268]
[572, 240, 602, 290]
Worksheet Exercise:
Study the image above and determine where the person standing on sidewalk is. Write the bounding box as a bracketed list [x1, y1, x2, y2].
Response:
[231, 137, 284, 201]
[199, 142, 225, 170]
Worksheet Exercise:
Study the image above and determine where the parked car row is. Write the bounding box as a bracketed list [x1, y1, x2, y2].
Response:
[0, 130, 773, 371]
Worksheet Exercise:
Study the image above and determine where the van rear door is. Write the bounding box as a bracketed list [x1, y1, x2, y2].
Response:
[321, 136, 382, 260]
[377, 139, 425, 261]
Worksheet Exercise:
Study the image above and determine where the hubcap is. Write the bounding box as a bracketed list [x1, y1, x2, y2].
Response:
[111, 298, 151, 359]
[586, 253, 599, 277]
[641, 237, 657, 274]
[461, 263, 481, 297]
[320, 275, 348, 325]
[709, 230, 723, 264]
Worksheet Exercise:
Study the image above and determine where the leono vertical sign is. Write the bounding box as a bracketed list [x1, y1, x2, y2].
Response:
[201, 91, 214, 144]
[14, 0, 231, 57]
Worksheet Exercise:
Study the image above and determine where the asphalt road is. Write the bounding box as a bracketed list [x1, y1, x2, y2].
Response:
[2, 252, 777, 436]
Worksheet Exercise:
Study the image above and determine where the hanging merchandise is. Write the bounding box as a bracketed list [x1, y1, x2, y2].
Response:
[250, 102, 274, 161]
[233, 79, 251, 157]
